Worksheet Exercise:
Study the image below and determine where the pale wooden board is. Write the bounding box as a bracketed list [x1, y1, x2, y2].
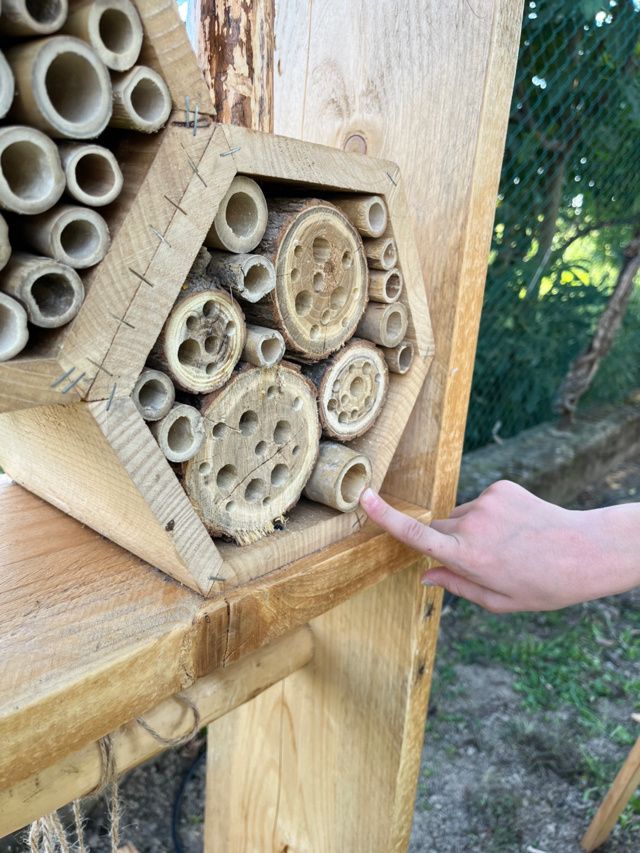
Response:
[0, 478, 430, 790]
[0, 358, 82, 414]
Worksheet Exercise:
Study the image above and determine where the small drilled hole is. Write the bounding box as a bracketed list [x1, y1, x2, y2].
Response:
[205, 362, 216, 375]
[291, 267, 301, 284]
[225, 500, 236, 512]
[338, 412, 348, 424]
[312, 236, 331, 264]
[203, 300, 218, 317]
[292, 397, 302, 410]
[245, 478, 265, 503]
[328, 398, 337, 411]
[271, 464, 289, 487]
[204, 335, 219, 354]
[167, 416, 193, 454]
[295, 290, 312, 317]
[267, 385, 277, 398]
[342, 251, 353, 269]
[310, 325, 320, 340]
[273, 420, 291, 445]
[255, 440, 267, 455]
[212, 422, 227, 438]
[330, 287, 347, 310]
[177, 338, 200, 367]
[243, 262, 270, 295]
[292, 445, 300, 456]
[350, 409, 358, 419]
[216, 464, 237, 491]
[199, 462, 211, 475]
[225, 321, 236, 335]
[239, 410, 259, 436]
[365, 395, 373, 407]
[261, 338, 282, 365]
[313, 272, 324, 292]
[362, 363, 372, 375]
[186, 315, 199, 331]
[294, 244, 303, 260]
[341, 395, 349, 406]
[350, 376, 365, 396]
[321, 309, 331, 325]
[263, 496, 272, 507]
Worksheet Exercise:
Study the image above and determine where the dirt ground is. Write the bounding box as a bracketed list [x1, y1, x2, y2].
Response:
[4, 456, 640, 853]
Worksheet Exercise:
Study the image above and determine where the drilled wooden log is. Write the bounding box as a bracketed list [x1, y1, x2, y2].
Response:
[6, 36, 112, 139]
[0, 291, 28, 361]
[206, 251, 275, 303]
[246, 198, 368, 360]
[0, 51, 15, 120]
[0, 0, 67, 36]
[242, 324, 284, 368]
[183, 362, 320, 545]
[58, 142, 124, 207]
[301, 339, 388, 440]
[131, 368, 175, 421]
[22, 205, 111, 269]
[364, 235, 397, 271]
[303, 441, 372, 513]
[149, 403, 205, 463]
[333, 195, 388, 238]
[369, 267, 403, 304]
[356, 301, 408, 348]
[61, 0, 143, 71]
[110, 65, 172, 133]
[148, 274, 246, 394]
[0, 126, 65, 215]
[0, 252, 84, 328]
[0, 214, 10, 272]
[381, 340, 414, 375]
[204, 176, 268, 254]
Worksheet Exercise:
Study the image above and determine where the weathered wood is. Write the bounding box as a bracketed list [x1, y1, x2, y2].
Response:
[0, 357, 84, 411]
[206, 251, 275, 303]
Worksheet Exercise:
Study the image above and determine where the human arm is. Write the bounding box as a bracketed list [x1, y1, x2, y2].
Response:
[359, 480, 640, 612]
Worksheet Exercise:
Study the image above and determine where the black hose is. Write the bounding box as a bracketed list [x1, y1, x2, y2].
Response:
[172, 748, 207, 853]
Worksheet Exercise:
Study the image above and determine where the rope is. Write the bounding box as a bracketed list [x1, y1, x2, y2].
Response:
[135, 694, 201, 748]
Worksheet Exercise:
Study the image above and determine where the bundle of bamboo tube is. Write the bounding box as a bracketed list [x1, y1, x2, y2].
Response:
[0, 0, 173, 362]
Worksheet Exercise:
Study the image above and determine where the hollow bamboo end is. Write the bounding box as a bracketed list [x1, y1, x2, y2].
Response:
[132, 369, 175, 421]
[0, 252, 84, 327]
[206, 252, 276, 303]
[0, 291, 28, 361]
[334, 195, 389, 239]
[149, 404, 205, 464]
[381, 341, 414, 375]
[59, 142, 124, 207]
[0, 213, 10, 273]
[70, 0, 144, 72]
[25, 205, 111, 269]
[0, 125, 65, 215]
[0, 50, 15, 120]
[356, 301, 408, 348]
[205, 176, 269, 254]
[369, 267, 404, 304]
[242, 325, 285, 368]
[110, 65, 172, 133]
[364, 236, 398, 271]
[0, 0, 68, 37]
[303, 441, 373, 513]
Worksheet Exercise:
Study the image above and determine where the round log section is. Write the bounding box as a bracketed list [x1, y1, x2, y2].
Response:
[0, 252, 84, 327]
[333, 195, 388, 238]
[110, 65, 172, 133]
[0, 291, 28, 361]
[364, 236, 397, 271]
[0, 126, 65, 215]
[58, 142, 124, 207]
[0, 214, 10, 272]
[131, 368, 175, 421]
[206, 251, 275, 303]
[0, 51, 16, 120]
[242, 324, 285, 368]
[302, 340, 388, 440]
[205, 176, 268, 254]
[356, 301, 408, 348]
[247, 198, 368, 360]
[381, 340, 414, 375]
[23, 205, 111, 268]
[61, 0, 144, 72]
[0, 0, 68, 37]
[368, 267, 403, 304]
[149, 404, 205, 464]
[303, 441, 372, 513]
[183, 363, 320, 545]
[7, 36, 113, 139]
[151, 288, 246, 394]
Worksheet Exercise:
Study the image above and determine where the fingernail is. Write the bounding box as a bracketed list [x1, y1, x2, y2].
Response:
[421, 579, 431, 586]
[360, 488, 378, 508]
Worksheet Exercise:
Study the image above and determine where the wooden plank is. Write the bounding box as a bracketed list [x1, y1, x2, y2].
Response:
[0, 357, 82, 414]
[0, 478, 429, 790]
[0, 626, 313, 836]
[203, 1, 524, 850]
[581, 734, 640, 851]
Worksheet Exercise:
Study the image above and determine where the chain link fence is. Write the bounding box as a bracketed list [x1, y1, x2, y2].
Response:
[465, 0, 640, 451]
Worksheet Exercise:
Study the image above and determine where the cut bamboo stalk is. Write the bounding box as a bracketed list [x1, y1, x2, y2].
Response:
[333, 194, 388, 238]
[206, 251, 275, 303]
[149, 277, 246, 394]
[356, 301, 408, 348]
[23, 204, 111, 269]
[381, 340, 414, 375]
[303, 441, 372, 513]
[131, 368, 175, 421]
[364, 235, 397, 271]
[246, 198, 368, 360]
[6, 36, 112, 139]
[301, 339, 388, 440]
[110, 65, 172, 133]
[58, 141, 124, 207]
[0, 291, 28, 362]
[0, 252, 84, 328]
[0, 214, 10, 272]
[205, 176, 269, 254]
[0, 126, 65, 215]
[183, 363, 320, 545]
[0, 0, 67, 36]
[242, 324, 285, 368]
[369, 267, 404, 304]
[0, 51, 15, 120]
[61, 0, 143, 71]
[149, 403, 205, 463]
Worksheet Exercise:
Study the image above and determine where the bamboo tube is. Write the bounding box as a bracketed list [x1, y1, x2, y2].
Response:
[301, 339, 388, 440]
[110, 65, 172, 133]
[183, 363, 320, 545]
[0, 252, 84, 328]
[23, 204, 111, 269]
[368, 267, 404, 304]
[61, 0, 143, 71]
[0, 214, 10, 272]
[246, 198, 368, 360]
[0, 0, 67, 36]
[205, 176, 268, 254]
[0, 51, 15, 120]
[149, 274, 246, 394]
[6, 37, 112, 139]
[207, 251, 275, 303]
[0, 291, 29, 362]
[131, 368, 175, 421]
[149, 403, 205, 464]
[0, 126, 65, 215]
[364, 235, 397, 271]
[303, 441, 372, 513]
[333, 195, 388, 238]
[58, 142, 123, 207]
[242, 324, 285, 368]
[356, 301, 408, 348]
[381, 340, 414, 375]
